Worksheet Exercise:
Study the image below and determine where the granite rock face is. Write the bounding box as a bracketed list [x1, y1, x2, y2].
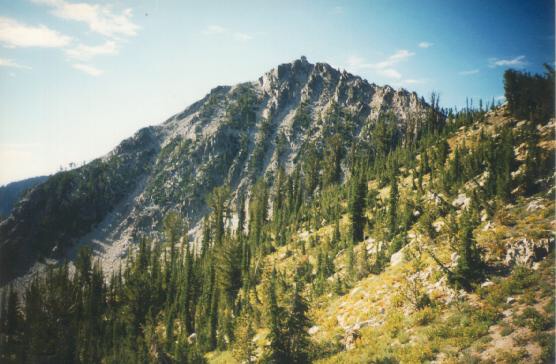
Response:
[0, 57, 432, 285]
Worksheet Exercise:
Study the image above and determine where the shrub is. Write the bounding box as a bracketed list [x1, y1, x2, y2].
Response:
[412, 306, 436, 326]
[514, 307, 553, 332]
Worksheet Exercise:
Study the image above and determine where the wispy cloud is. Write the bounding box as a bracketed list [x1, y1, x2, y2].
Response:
[403, 79, 426, 85]
[459, 69, 479, 76]
[346, 50, 415, 80]
[203, 24, 254, 42]
[489, 55, 527, 68]
[72, 63, 102, 76]
[0, 57, 31, 69]
[0, 16, 71, 48]
[418, 41, 433, 49]
[331, 6, 344, 15]
[391, 78, 428, 88]
[233, 32, 253, 42]
[380, 68, 402, 79]
[33, 0, 139, 38]
[203, 25, 227, 35]
[387, 49, 415, 62]
[65, 40, 117, 60]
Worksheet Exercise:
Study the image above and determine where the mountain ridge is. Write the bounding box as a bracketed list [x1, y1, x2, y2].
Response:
[0, 57, 432, 285]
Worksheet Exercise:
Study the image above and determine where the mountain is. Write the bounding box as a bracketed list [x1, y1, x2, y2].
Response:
[0, 57, 431, 284]
[0, 176, 48, 218]
[0, 59, 554, 364]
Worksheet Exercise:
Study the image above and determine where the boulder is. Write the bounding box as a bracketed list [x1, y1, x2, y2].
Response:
[343, 328, 361, 350]
[452, 193, 470, 209]
[390, 249, 405, 266]
[308, 325, 320, 335]
[504, 237, 554, 267]
[187, 333, 197, 344]
[481, 280, 494, 288]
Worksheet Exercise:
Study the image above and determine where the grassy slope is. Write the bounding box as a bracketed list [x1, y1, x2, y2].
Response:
[208, 107, 555, 363]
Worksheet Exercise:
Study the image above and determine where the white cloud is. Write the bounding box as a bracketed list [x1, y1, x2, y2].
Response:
[379, 68, 402, 79]
[495, 95, 506, 101]
[403, 79, 425, 84]
[459, 69, 479, 75]
[203, 25, 254, 42]
[0, 16, 71, 48]
[346, 49, 415, 80]
[65, 40, 118, 60]
[489, 55, 527, 68]
[385, 49, 415, 63]
[233, 32, 253, 42]
[331, 6, 344, 15]
[418, 41, 433, 49]
[33, 0, 138, 38]
[346, 55, 364, 68]
[72, 63, 102, 76]
[0, 57, 31, 69]
[392, 78, 428, 88]
[203, 25, 227, 35]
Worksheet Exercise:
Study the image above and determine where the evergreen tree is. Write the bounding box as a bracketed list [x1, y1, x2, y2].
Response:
[388, 172, 399, 239]
[495, 128, 514, 202]
[356, 246, 370, 279]
[0, 285, 22, 362]
[208, 186, 230, 246]
[452, 207, 484, 289]
[264, 268, 288, 363]
[232, 310, 256, 364]
[237, 192, 246, 240]
[285, 273, 312, 364]
[522, 120, 543, 194]
[349, 172, 367, 243]
[323, 134, 343, 187]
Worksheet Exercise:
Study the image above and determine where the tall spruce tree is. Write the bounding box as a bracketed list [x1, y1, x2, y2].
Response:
[285, 272, 312, 364]
[265, 268, 288, 363]
[349, 172, 367, 243]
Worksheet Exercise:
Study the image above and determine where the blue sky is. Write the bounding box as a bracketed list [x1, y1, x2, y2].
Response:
[0, 0, 554, 185]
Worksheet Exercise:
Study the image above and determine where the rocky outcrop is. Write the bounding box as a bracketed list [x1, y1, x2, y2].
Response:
[504, 237, 554, 268]
[0, 57, 432, 285]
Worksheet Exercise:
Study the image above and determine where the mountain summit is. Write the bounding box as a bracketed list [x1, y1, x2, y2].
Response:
[0, 58, 554, 364]
[0, 58, 431, 284]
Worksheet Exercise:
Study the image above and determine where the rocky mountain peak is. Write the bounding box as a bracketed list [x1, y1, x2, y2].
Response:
[0, 58, 433, 285]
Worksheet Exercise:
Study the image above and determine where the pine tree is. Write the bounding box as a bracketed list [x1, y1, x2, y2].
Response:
[265, 268, 287, 363]
[208, 274, 219, 350]
[285, 273, 312, 364]
[232, 310, 256, 364]
[208, 186, 230, 246]
[522, 120, 542, 194]
[452, 207, 484, 289]
[303, 144, 321, 197]
[349, 172, 367, 243]
[201, 215, 211, 258]
[323, 134, 343, 187]
[495, 128, 514, 202]
[388, 172, 399, 239]
[0, 285, 22, 362]
[237, 192, 246, 240]
[356, 245, 370, 279]
[332, 218, 341, 248]
[347, 245, 355, 280]
[180, 242, 193, 335]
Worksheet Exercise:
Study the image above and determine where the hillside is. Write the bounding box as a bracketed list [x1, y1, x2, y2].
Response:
[0, 62, 554, 364]
[0, 176, 48, 219]
[0, 57, 430, 285]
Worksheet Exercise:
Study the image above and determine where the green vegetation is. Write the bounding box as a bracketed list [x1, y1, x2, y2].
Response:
[1, 70, 555, 363]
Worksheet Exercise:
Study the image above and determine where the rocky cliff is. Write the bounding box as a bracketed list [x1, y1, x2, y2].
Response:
[0, 57, 431, 284]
